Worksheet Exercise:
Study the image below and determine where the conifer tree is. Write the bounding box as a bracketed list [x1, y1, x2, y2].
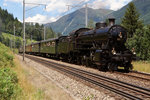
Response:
[88, 19, 94, 29]
[121, 2, 143, 38]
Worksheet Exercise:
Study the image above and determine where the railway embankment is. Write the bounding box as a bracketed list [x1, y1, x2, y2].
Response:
[17, 54, 115, 100]
[16, 55, 75, 100]
[19, 54, 150, 99]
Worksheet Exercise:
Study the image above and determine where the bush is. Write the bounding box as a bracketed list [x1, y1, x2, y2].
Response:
[0, 42, 21, 100]
[0, 67, 21, 100]
[0, 43, 14, 67]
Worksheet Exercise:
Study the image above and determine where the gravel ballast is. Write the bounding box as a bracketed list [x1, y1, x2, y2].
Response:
[28, 54, 150, 89]
[17, 55, 115, 100]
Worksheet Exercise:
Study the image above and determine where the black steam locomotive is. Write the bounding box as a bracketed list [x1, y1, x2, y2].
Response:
[22, 18, 135, 72]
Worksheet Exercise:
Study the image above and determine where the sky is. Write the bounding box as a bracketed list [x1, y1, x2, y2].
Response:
[0, 0, 132, 24]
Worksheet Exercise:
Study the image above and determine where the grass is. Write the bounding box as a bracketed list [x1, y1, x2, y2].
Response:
[83, 94, 94, 100]
[11, 56, 45, 100]
[132, 61, 150, 73]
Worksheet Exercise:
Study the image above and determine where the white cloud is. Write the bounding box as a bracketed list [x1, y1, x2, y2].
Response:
[45, 0, 67, 13]
[5, 0, 88, 13]
[5, 0, 49, 3]
[25, 14, 56, 24]
[4, 0, 22, 3]
[90, 0, 107, 9]
[49, 17, 57, 22]
[3, 3, 7, 6]
[5, 0, 132, 11]
[91, 0, 132, 11]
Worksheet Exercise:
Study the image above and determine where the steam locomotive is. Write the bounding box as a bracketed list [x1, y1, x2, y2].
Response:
[20, 18, 135, 72]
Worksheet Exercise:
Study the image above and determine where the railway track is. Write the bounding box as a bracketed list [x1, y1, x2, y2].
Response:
[132, 70, 150, 77]
[114, 71, 150, 82]
[24, 54, 150, 99]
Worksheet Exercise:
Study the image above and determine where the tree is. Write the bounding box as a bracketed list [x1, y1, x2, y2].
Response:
[105, 19, 109, 26]
[45, 27, 56, 39]
[121, 2, 143, 38]
[15, 38, 22, 48]
[0, 18, 2, 35]
[88, 19, 94, 29]
[127, 25, 150, 60]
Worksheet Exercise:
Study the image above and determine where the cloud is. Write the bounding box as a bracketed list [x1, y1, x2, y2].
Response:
[45, 0, 67, 13]
[91, 0, 132, 11]
[3, 3, 7, 6]
[5, 0, 132, 11]
[4, 0, 22, 3]
[25, 14, 56, 24]
[90, 0, 107, 9]
[5, 0, 87, 13]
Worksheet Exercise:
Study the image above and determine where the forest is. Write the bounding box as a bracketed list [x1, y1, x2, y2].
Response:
[0, 7, 60, 49]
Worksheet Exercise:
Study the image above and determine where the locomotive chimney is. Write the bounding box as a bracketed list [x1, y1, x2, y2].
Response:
[108, 18, 115, 26]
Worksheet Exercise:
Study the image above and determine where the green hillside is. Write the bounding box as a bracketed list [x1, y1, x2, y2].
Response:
[0, 32, 36, 49]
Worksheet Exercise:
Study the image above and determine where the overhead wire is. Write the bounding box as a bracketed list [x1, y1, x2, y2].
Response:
[25, 0, 94, 25]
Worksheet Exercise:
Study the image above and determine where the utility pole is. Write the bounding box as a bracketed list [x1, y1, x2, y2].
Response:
[66, 5, 70, 11]
[23, 0, 25, 61]
[10, 37, 12, 50]
[44, 26, 46, 40]
[31, 34, 32, 43]
[85, 3, 88, 27]
[22, 0, 46, 61]
[14, 25, 15, 52]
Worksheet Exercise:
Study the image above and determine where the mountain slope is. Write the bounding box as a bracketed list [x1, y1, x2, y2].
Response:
[47, 0, 150, 34]
[47, 8, 113, 35]
[110, 0, 150, 24]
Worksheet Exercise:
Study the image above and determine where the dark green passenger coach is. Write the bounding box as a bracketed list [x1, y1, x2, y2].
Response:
[40, 38, 58, 55]
[32, 42, 40, 53]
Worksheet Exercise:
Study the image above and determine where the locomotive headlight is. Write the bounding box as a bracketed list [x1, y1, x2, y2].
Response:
[133, 50, 136, 55]
[132, 48, 136, 55]
[112, 48, 116, 55]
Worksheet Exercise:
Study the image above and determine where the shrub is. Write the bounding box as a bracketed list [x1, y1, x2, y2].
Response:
[0, 43, 14, 68]
[0, 42, 21, 100]
[0, 67, 21, 100]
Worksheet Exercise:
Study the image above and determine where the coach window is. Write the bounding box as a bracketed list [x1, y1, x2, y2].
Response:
[52, 42, 55, 46]
[47, 42, 50, 46]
